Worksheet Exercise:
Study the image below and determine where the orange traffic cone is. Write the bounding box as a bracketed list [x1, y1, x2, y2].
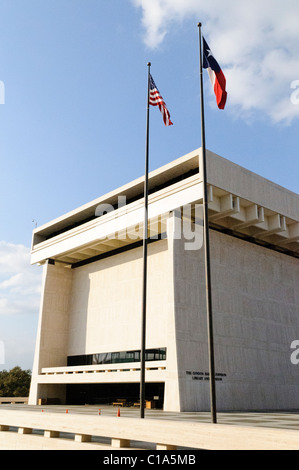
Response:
[117, 407, 120, 417]
[98, 409, 101, 415]
[66, 409, 68, 414]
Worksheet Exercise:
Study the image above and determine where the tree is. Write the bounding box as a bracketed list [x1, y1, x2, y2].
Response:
[0, 366, 31, 397]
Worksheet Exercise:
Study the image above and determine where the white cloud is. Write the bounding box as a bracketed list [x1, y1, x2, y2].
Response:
[132, 0, 299, 123]
[0, 241, 42, 316]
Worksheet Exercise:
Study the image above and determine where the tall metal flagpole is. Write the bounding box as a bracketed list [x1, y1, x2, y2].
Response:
[197, 22, 217, 424]
[140, 61, 151, 419]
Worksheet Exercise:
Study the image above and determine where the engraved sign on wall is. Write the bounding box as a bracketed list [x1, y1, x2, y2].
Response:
[185, 371, 227, 381]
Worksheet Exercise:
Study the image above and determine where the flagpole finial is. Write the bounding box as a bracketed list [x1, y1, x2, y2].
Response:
[147, 62, 151, 66]
[197, 22, 202, 27]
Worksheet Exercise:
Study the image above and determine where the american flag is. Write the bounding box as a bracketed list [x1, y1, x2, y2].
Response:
[149, 74, 173, 126]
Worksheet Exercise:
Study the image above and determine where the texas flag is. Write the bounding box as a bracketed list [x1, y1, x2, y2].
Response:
[203, 37, 227, 110]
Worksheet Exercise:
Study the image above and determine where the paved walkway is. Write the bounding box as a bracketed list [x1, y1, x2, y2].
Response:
[2, 404, 299, 431]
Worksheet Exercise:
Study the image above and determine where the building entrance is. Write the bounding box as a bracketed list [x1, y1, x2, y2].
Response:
[66, 382, 164, 409]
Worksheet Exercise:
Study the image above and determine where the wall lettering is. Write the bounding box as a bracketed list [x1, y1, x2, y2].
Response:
[185, 371, 227, 382]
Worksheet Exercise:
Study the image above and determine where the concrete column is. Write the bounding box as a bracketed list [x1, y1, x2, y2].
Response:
[75, 434, 91, 442]
[29, 261, 73, 405]
[156, 444, 177, 450]
[18, 427, 32, 435]
[111, 438, 130, 448]
[44, 430, 59, 438]
[163, 211, 182, 412]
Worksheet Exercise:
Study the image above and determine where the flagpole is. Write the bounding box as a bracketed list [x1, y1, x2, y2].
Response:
[140, 61, 151, 419]
[197, 22, 217, 424]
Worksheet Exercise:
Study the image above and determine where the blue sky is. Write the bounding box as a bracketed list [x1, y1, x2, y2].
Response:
[0, 0, 298, 370]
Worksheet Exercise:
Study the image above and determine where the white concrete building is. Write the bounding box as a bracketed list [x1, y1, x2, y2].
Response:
[29, 148, 299, 411]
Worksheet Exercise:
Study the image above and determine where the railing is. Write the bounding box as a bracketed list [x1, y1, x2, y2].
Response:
[37, 362, 166, 386]
[0, 409, 299, 450]
[41, 362, 166, 375]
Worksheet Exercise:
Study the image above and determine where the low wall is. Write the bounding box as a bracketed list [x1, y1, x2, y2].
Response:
[0, 397, 28, 404]
[0, 409, 299, 450]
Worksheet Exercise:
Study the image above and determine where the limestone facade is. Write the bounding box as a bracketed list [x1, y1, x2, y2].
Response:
[29, 149, 299, 411]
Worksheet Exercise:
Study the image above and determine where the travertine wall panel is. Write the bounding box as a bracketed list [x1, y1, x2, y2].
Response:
[67, 239, 172, 356]
[173, 228, 299, 411]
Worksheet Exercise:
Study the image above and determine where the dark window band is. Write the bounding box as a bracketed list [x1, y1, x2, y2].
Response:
[67, 347, 166, 367]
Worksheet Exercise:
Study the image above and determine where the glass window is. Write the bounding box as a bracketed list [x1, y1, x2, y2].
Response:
[112, 352, 120, 363]
[68, 347, 166, 366]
